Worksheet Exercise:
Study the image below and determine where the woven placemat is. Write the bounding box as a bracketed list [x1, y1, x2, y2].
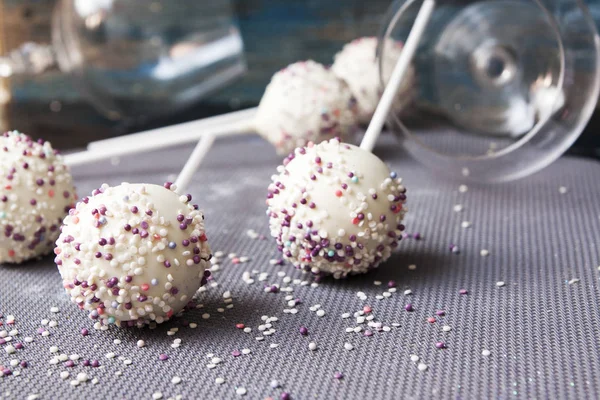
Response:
[1, 134, 599, 399]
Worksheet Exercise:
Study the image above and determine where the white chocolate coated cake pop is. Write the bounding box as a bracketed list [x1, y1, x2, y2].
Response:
[0, 131, 76, 264]
[267, 138, 407, 279]
[254, 60, 359, 155]
[55, 182, 211, 327]
[332, 37, 416, 124]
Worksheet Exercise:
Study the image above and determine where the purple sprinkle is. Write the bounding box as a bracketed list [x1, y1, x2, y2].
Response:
[364, 330, 373, 337]
[81, 328, 89, 336]
[436, 310, 446, 316]
[299, 326, 308, 336]
[387, 280, 396, 288]
[436, 342, 446, 349]
[232, 350, 241, 357]
[83, 360, 90, 367]
[159, 354, 169, 361]
[65, 360, 75, 367]
[334, 372, 344, 380]
[404, 304, 414, 312]
[91, 360, 100, 367]
[459, 289, 468, 295]
[281, 393, 291, 400]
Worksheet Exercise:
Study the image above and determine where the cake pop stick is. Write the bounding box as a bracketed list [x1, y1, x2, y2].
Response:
[361, 0, 435, 151]
[174, 134, 216, 191]
[87, 107, 257, 152]
[266, 0, 435, 279]
[62, 118, 250, 167]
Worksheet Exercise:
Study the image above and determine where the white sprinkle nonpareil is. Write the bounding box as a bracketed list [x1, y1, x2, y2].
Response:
[236, 387, 247, 396]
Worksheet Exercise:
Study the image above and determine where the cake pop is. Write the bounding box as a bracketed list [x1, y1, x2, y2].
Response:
[332, 37, 416, 124]
[0, 131, 76, 264]
[54, 182, 211, 327]
[253, 60, 358, 155]
[266, 139, 407, 278]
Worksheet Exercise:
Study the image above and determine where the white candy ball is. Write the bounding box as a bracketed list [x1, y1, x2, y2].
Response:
[254, 60, 358, 155]
[0, 131, 76, 264]
[332, 37, 416, 124]
[55, 183, 211, 327]
[267, 139, 408, 278]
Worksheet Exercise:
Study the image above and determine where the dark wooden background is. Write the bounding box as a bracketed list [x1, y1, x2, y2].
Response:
[0, 0, 598, 157]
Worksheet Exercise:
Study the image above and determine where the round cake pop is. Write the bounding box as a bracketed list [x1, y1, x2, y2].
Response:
[332, 37, 416, 124]
[266, 138, 407, 279]
[54, 182, 211, 327]
[0, 131, 76, 264]
[247, 60, 358, 155]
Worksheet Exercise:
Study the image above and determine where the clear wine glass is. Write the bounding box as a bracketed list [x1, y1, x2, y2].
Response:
[379, 0, 600, 182]
[1, 0, 246, 123]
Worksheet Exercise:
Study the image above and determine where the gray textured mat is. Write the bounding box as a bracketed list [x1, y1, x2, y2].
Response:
[1, 135, 599, 400]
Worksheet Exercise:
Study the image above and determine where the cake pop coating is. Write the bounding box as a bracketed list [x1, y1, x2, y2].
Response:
[55, 183, 211, 327]
[254, 60, 359, 155]
[267, 139, 407, 278]
[0, 131, 76, 264]
[332, 37, 416, 124]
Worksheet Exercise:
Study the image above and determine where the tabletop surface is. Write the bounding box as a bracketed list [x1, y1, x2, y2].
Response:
[1, 134, 599, 400]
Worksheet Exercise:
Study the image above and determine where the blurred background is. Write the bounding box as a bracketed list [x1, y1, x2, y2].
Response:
[0, 0, 598, 157]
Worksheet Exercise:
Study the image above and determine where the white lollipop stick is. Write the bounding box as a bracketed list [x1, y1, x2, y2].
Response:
[87, 107, 257, 152]
[360, 0, 435, 152]
[174, 133, 217, 191]
[63, 118, 253, 167]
